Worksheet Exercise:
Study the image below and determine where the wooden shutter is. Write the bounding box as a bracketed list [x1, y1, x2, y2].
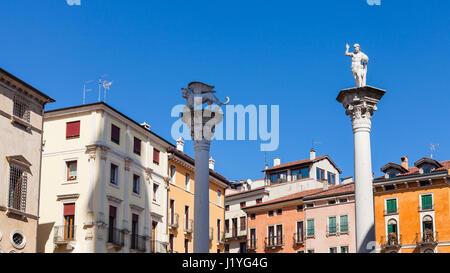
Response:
[64, 203, 75, 216]
[134, 137, 141, 155]
[153, 148, 160, 164]
[111, 124, 120, 144]
[109, 206, 117, 217]
[66, 121, 80, 139]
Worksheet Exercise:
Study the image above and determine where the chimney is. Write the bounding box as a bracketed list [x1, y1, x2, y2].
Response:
[176, 138, 184, 152]
[209, 157, 215, 170]
[273, 158, 281, 167]
[401, 156, 408, 170]
[310, 148, 316, 160]
[140, 122, 151, 130]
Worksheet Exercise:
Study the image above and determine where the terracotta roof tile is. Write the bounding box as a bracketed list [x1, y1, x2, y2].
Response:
[263, 155, 342, 173]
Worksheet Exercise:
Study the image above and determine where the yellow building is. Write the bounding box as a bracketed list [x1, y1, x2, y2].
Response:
[374, 156, 450, 253]
[167, 139, 231, 253]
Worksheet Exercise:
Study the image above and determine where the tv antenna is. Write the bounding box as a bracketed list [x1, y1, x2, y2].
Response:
[430, 143, 439, 158]
[103, 80, 113, 102]
[83, 80, 94, 105]
[97, 74, 109, 102]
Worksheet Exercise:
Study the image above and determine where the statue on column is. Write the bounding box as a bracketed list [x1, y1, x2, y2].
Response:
[345, 43, 369, 87]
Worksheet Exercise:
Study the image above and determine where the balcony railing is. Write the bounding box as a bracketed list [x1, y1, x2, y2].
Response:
[169, 213, 179, 228]
[217, 232, 226, 244]
[381, 233, 402, 249]
[247, 239, 257, 251]
[107, 228, 125, 247]
[54, 225, 76, 244]
[184, 219, 194, 234]
[293, 232, 304, 245]
[150, 240, 168, 253]
[225, 228, 247, 239]
[130, 234, 146, 251]
[417, 230, 438, 246]
[265, 236, 284, 249]
[419, 205, 434, 212]
[384, 209, 399, 216]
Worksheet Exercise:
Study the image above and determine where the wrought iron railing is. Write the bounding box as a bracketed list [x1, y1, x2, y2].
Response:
[217, 232, 226, 244]
[293, 232, 305, 244]
[54, 225, 76, 243]
[417, 230, 438, 245]
[265, 236, 283, 248]
[381, 233, 402, 249]
[184, 219, 194, 233]
[169, 213, 179, 228]
[247, 238, 257, 251]
[130, 234, 146, 251]
[107, 227, 125, 247]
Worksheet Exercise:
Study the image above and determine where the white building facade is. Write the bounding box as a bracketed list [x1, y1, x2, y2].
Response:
[38, 102, 171, 253]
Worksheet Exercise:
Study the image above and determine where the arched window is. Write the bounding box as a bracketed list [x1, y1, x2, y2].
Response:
[387, 219, 398, 235]
[422, 215, 433, 232]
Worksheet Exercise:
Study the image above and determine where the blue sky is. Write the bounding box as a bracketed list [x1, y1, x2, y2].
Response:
[1, 0, 449, 181]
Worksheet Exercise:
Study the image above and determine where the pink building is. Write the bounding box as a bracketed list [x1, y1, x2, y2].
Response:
[303, 183, 356, 253]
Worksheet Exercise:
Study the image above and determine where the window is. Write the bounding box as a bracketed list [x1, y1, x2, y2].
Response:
[225, 244, 230, 253]
[256, 198, 262, 204]
[111, 124, 120, 145]
[63, 203, 75, 240]
[250, 213, 256, 220]
[153, 184, 159, 202]
[225, 205, 229, 211]
[389, 173, 396, 178]
[11, 231, 26, 249]
[301, 168, 310, 179]
[110, 164, 119, 185]
[13, 97, 30, 122]
[340, 215, 349, 233]
[232, 218, 238, 237]
[422, 215, 434, 235]
[185, 173, 190, 191]
[387, 219, 398, 236]
[292, 168, 310, 180]
[66, 121, 80, 139]
[249, 229, 256, 250]
[270, 174, 278, 183]
[170, 165, 176, 184]
[133, 137, 141, 155]
[328, 216, 337, 234]
[385, 199, 397, 214]
[307, 219, 315, 237]
[268, 210, 274, 217]
[291, 170, 300, 181]
[153, 148, 160, 165]
[131, 214, 139, 249]
[185, 206, 190, 231]
[340, 246, 349, 253]
[328, 199, 336, 205]
[276, 225, 283, 246]
[296, 221, 304, 242]
[217, 190, 222, 205]
[306, 203, 314, 208]
[108, 206, 117, 244]
[339, 198, 348, 203]
[420, 181, 431, 187]
[133, 174, 140, 194]
[423, 168, 431, 174]
[66, 161, 77, 181]
[240, 202, 246, 208]
[316, 168, 325, 181]
[421, 194, 433, 210]
[269, 172, 287, 183]
[297, 205, 303, 211]
[217, 219, 221, 241]
[225, 219, 229, 233]
[329, 247, 337, 253]
[8, 163, 27, 211]
[276, 209, 282, 215]
[307, 249, 314, 253]
[327, 172, 336, 185]
[184, 239, 189, 253]
[239, 242, 247, 253]
[385, 185, 396, 191]
[240, 216, 246, 231]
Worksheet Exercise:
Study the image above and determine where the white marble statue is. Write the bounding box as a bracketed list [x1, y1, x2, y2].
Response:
[345, 43, 369, 87]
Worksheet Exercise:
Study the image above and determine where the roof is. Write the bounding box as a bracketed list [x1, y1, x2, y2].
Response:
[167, 146, 231, 185]
[380, 162, 408, 173]
[374, 159, 450, 181]
[244, 188, 324, 210]
[225, 186, 267, 198]
[45, 102, 175, 148]
[303, 183, 355, 201]
[263, 155, 342, 174]
[0, 67, 55, 103]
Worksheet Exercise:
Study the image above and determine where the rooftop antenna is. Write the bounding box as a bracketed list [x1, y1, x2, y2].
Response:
[103, 80, 113, 102]
[97, 74, 109, 102]
[430, 143, 439, 158]
[83, 80, 94, 104]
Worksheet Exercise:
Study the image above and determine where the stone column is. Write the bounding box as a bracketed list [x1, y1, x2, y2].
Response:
[337, 86, 385, 253]
[95, 145, 109, 253]
[122, 157, 132, 253]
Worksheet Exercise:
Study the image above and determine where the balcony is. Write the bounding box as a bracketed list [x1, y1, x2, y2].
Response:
[130, 234, 146, 252]
[247, 239, 257, 251]
[380, 233, 402, 251]
[169, 213, 179, 229]
[54, 225, 76, 245]
[293, 233, 305, 245]
[265, 236, 283, 249]
[416, 230, 438, 247]
[217, 232, 226, 245]
[107, 228, 125, 248]
[225, 228, 247, 240]
[184, 219, 194, 234]
[150, 240, 168, 253]
[419, 205, 434, 212]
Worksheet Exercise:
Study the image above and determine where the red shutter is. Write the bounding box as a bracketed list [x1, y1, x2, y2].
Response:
[66, 121, 80, 139]
[134, 137, 141, 155]
[111, 124, 120, 144]
[153, 149, 160, 164]
[64, 203, 75, 216]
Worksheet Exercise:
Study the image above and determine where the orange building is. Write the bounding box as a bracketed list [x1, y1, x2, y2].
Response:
[166, 140, 231, 253]
[373, 156, 450, 253]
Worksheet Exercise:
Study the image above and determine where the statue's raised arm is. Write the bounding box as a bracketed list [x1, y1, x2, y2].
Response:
[345, 43, 353, 56]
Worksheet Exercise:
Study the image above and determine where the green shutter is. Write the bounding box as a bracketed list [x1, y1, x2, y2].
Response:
[386, 199, 397, 214]
[387, 224, 394, 234]
[329, 217, 336, 233]
[307, 220, 315, 236]
[422, 195, 432, 210]
[340, 215, 348, 232]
